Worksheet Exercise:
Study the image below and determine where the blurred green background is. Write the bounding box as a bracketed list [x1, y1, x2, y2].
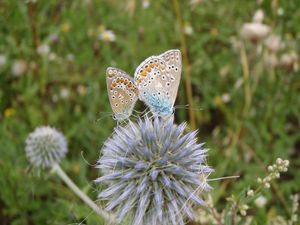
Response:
[0, 0, 299, 224]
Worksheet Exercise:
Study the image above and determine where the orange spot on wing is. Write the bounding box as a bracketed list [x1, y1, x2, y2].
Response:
[146, 67, 151, 72]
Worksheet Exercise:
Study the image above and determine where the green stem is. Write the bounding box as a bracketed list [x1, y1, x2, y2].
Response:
[52, 164, 117, 224]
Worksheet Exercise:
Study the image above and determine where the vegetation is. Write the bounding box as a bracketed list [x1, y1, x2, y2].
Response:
[0, 0, 299, 224]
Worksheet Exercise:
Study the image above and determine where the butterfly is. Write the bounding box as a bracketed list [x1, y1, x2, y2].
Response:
[134, 49, 182, 116]
[106, 49, 182, 120]
[106, 67, 138, 121]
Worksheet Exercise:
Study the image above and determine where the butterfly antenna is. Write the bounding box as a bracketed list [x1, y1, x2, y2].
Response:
[207, 175, 240, 182]
[96, 112, 112, 123]
[174, 104, 203, 112]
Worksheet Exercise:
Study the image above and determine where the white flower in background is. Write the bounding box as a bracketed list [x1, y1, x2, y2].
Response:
[142, 0, 150, 9]
[240, 23, 270, 42]
[221, 93, 231, 103]
[247, 189, 254, 197]
[48, 53, 57, 61]
[277, 8, 284, 16]
[25, 126, 68, 168]
[99, 30, 116, 42]
[37, 44, 50, 56]
[265, 35, 284, 52]
[255, 195, 267, 208]
[60, 88, 70, 99]
[11, 60, 27, 76]
[280, 52, 299, 71]
[240, 9, 269, 42]
[183, 22, 194, 36]
[0, 54, 7, 67]
[252, 9, 264, 23]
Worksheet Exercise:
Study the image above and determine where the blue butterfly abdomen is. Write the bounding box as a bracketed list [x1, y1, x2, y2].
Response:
[143, 93, 173, 116]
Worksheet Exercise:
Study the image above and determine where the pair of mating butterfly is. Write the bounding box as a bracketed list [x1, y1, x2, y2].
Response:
[106, 49, 182, 121]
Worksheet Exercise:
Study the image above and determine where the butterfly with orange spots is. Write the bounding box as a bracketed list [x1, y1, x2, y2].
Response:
[106, 49, 182, 120]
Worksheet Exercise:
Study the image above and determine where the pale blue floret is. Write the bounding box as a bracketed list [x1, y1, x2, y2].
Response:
[96, 116, 213, 225]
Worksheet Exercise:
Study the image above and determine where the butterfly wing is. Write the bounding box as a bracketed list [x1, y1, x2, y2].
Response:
[106, 67, 138, 120]
[134, 49, 182, 115]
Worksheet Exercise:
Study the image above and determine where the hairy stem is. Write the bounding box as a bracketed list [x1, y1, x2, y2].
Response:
[52, 164, 117, 224]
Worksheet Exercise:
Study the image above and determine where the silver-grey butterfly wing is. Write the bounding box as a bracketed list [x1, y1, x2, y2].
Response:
[158, 49, 182, 106]
[134, 49, 182, 115]
[106, 67, 138, 120]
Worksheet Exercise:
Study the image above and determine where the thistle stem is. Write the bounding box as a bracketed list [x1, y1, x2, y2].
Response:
[52, 164, 117, 224]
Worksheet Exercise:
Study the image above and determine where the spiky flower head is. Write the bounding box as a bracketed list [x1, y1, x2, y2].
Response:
[96, 116, 213, 225]
[25, 126, 68, 168]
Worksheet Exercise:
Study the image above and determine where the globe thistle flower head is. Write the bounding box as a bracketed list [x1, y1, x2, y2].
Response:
[96, 116, 213, 225]
[25, 126, 68, 168]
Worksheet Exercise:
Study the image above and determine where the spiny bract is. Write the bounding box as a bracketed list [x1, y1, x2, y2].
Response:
[96, 116, 213, 225]
[25, 126, 68, 168]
